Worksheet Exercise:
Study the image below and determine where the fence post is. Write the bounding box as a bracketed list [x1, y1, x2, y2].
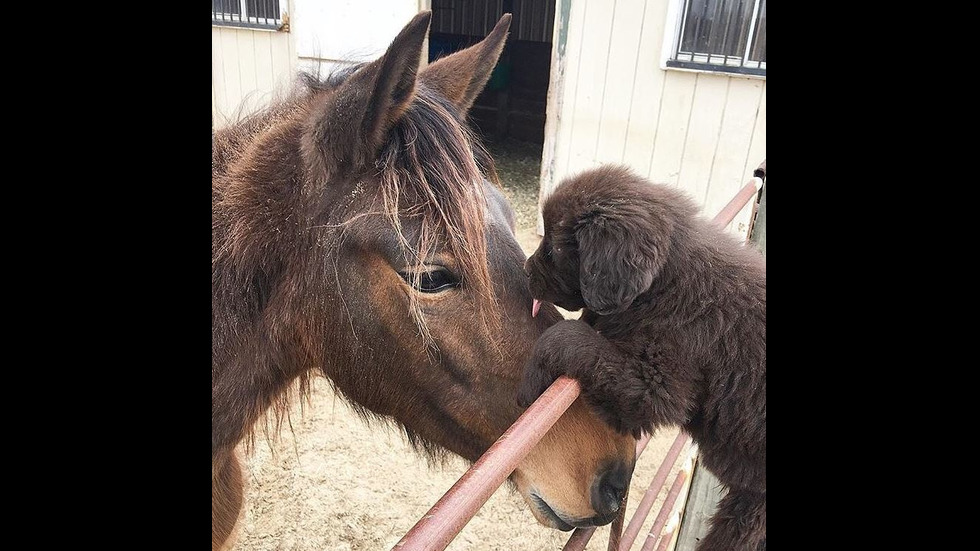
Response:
[670, 459, 724, 551]
[749, 160, 766, 255]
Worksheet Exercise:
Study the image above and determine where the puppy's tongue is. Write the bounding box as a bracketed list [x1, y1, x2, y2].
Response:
[532, 299, 541, 318]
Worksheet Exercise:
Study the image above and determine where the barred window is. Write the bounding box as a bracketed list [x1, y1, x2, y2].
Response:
[212, 0, 282, 30]
[666, 0, 766, 77]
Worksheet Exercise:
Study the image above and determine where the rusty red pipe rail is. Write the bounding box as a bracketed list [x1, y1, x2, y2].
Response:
[651, 450, 699, 551]
[562, 526, 597, 551]
[654, 524, 679, 551]
[393, 180, 758, 551]
[618, 433, 690, 550]
[712, 180, 759, 231]
[638, 453, 695, 551]
[393, 376, 582, 550]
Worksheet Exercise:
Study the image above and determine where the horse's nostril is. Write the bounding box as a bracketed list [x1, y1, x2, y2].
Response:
[591, 466, 630, 517]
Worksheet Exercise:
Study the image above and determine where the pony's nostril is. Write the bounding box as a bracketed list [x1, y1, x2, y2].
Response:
[591, 466, 630, 517]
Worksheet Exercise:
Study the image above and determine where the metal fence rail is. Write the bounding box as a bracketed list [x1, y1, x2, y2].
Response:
[394, 174, 761, 551]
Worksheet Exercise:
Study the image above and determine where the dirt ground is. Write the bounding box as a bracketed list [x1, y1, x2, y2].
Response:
[233, 139, 689, 551]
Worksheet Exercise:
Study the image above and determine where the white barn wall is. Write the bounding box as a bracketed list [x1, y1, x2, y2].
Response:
[211, 25, 297, 128]
[211, 0, 766, 237]
[212, 1, 429, 129]
[541, 0, 766, 238]
[293, 0, 429, 76]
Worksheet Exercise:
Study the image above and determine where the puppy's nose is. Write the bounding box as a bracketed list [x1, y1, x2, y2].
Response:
[591, 464, 630, 517]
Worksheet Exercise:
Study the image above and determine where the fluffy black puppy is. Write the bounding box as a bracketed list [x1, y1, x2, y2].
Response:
[519, 165, 766, 551]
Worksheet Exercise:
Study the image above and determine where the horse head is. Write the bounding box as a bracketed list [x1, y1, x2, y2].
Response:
[212, 12, 635, 549]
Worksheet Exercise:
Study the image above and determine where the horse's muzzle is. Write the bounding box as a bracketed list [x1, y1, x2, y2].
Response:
[590, 463, 630, 518]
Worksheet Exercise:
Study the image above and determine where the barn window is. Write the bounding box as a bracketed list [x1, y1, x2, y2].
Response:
[664, 0, 766, 77]
[211, 0, 283, 30]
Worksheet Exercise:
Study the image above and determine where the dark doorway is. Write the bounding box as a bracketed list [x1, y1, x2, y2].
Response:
[429, 0, 555, 146]
[429, 1, 555, 242]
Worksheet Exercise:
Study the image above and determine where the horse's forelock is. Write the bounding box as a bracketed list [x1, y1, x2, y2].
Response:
[375, 85, 500, 346]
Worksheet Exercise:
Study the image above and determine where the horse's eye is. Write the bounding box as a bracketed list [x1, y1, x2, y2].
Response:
[400, 269, 459, 293]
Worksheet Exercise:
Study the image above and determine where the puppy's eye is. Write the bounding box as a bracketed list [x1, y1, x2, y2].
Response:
[399, 269, 459, 293]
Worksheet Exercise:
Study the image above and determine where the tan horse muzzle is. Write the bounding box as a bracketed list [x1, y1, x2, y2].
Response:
[511, 399, 637, 530]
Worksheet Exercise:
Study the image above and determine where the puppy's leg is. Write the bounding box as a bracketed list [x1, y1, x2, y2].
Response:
[517, 319, 601, 407]
[517, 319, 689, 437]
[697, 488, 766, 551]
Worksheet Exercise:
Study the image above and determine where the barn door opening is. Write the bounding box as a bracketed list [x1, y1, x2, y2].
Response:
[429, 0, 557, 251]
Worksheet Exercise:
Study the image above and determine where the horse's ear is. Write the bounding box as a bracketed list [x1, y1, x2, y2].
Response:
[420, 13, 511, 115]
[576, 208, 671, 316]
[304, 11, 431, 172]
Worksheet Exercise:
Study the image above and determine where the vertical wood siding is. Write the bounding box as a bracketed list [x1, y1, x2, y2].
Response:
[211, 26, 296, 128]
[541, 0, 766, 238]
[213, 1, 430, 129]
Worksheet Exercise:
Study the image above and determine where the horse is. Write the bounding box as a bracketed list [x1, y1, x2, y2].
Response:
[212, 12, 636, 550]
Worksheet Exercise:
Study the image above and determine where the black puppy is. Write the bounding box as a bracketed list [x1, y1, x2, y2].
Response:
[519, 165, 766, 551]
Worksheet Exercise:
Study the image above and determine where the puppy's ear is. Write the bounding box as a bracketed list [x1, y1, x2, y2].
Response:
[575, 208, 671, 315]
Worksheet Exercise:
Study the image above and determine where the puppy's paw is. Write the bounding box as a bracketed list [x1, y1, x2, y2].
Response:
[516, 360, 556, 408]
[516, 320, 598, 408]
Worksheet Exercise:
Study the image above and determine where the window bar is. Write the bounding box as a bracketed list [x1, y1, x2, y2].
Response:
[513, 0, 519, 41]
[705, 0, 723, 67]
[483, 0, 489, 36]
[675, 0, 693, 61]
[690, 0, 709, 63]
[719, 0, 739, 67]
[742, 0, 762, 69]
[749, 0, 765, 64]
[530, 0, 537, 41]
[530, 0, 537, 40]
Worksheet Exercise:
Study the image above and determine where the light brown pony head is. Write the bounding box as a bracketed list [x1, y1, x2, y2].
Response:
[211, 12, 635, 548]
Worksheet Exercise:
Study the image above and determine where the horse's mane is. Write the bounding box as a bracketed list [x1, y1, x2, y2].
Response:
[213, 68, 501, 462]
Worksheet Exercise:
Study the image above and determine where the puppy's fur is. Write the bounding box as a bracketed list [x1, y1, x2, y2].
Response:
[519, 165, 766, 551]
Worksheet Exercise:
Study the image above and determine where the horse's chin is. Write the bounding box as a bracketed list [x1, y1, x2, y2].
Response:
[527, 493, 574, 531]
[523, 492, 617, 531]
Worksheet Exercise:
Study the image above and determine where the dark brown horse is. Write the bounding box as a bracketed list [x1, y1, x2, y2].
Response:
[212, 12, 635, 550]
